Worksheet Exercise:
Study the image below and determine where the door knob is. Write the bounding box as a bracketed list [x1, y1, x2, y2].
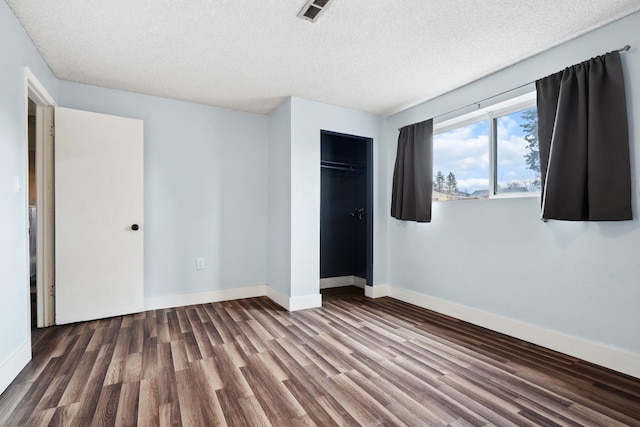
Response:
[131, 224, 139, 231]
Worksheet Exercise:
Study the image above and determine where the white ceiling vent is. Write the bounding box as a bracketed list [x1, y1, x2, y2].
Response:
[297, 0, 333, 23]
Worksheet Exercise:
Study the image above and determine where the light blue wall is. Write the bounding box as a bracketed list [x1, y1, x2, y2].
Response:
[290, 97, 385, 297]
[267, 98, 292, 296]
[58, 81, 269, 299]
[0, 0, 58, 391]
[267, 97, 385, 301]
[386, 12, 640, 356]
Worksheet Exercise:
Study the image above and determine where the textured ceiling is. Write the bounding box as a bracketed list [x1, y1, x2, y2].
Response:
[6, 0, 640, 116]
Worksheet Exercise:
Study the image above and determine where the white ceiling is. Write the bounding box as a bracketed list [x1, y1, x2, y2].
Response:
[6, 0, 640, 116]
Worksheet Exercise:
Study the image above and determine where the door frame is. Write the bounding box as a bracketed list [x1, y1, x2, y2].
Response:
[25, 67, 56, 328]
[319, 130, 374, 286]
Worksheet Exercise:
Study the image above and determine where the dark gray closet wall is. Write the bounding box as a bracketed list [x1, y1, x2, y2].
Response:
[320, 131, 369, 280]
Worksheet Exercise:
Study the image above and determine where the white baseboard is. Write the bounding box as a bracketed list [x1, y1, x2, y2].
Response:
[0, 341, 31, 395]
[266, 287, 290, 310]
[267, 287, 321, 311]
[353, 276, 367, 288]
[290, 293, 322, 311]
[320, 275, 366, 289]
[364, 284, 390, 298]
[387, 285, 640, 379]
[145, 284, 322, 313]
[145, 285, 268, 311]
[320, 276, 353, 289]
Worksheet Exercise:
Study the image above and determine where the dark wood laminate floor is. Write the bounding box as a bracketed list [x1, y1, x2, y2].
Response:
[321, 285, 363, 303]
[1, 289, 639, 426]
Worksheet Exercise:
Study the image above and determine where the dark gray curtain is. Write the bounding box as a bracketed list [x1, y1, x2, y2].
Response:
[537, 51, 631, 221]
[391, 119, 433, 222]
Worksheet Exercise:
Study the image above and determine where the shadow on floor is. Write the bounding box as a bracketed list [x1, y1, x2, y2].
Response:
[321, 285, 364, 304]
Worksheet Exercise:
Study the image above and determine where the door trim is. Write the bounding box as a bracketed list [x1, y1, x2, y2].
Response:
[319, 130, 374, 287]
[25, 67, 57, 328]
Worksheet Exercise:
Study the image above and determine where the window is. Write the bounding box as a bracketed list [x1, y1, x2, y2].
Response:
[495, 107, 541, 195]
[432, 92, 539, 201]
[433, 121, 489, 200]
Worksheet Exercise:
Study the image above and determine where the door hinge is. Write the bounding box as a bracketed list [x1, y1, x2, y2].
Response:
[50, 125, 54, 137]
[50, 282, 55, 297]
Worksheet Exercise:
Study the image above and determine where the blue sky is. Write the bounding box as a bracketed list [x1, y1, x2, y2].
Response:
[433, 109, 540, 194]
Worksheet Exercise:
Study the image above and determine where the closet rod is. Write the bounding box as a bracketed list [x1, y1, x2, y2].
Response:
[321, 160, 364, 169]
[398, 44, 631, 131]
[321, 164, 362, 172]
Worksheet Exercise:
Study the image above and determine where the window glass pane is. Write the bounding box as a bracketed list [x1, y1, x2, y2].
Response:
[433, 121, 489, 201]
[495, 107, 541, 194]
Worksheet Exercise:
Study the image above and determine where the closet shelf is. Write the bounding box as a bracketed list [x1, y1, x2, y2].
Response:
[321, 160, 365, 172]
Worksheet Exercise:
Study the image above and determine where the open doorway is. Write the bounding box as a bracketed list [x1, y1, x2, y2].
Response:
[26, 69, 56, 345]
[320, 130, 373, 303]
[27, 99, 39, 340]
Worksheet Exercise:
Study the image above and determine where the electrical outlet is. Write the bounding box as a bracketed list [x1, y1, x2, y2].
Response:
[196, 257, 205, 270]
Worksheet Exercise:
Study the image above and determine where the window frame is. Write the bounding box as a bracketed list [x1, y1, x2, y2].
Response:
[432, 91, 538, 200]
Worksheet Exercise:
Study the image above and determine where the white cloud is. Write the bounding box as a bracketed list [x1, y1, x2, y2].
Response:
[433, 122, 488, 181]
[495, 112, 538, 175]
[457, 178, 489, 193]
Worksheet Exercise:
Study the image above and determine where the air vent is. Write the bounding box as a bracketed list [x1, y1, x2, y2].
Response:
[297, 0, 333, 23]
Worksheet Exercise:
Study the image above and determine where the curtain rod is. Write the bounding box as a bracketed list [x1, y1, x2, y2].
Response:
[399, 44, 631, 131]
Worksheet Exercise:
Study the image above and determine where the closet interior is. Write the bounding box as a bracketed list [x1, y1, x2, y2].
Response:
[320, 130, 373, 301]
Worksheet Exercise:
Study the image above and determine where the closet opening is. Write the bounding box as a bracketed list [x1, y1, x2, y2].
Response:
[320, 130, 373, 303]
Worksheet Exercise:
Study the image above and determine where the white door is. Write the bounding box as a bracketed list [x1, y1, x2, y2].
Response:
[55, 107, 144, 324]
